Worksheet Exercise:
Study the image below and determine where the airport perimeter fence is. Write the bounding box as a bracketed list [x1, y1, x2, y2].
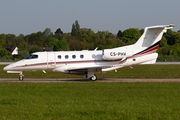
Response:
[157, 57, 180, 62]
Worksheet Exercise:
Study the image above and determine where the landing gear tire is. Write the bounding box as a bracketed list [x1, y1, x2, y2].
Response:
[19, 76, 24, 81]
[90, 75, 97, 81]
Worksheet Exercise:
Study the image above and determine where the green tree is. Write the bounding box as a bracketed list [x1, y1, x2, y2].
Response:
[161, 47, 168, 55]
[167, 45, 180, 57]
[55, 28, 63, 40]
[24, 33, 36, 46]
[69, 39, 87, 50]
[106, 38, 113, 48]
[71, 23, 76, 36]
[24, 32, 44, 46]
[164, 29, 175, 45]
[159, 36, 167, 47]
[117, 30, 122, 39]
[29, 46, 42, 54]
[16, 34, 24, 44]
[120, 28, 140, 44]
[47, 37, 59, 47]
[43, 28, 52, 37]
[97, 30, 110, 40]
[75, 20, 80, 31]
[18, 50, 29, 59]
[95, 38, 106, 50]
[0, 49, 11, 57]
[114, 39, 125, 47]
[0, 48, 13, 61]
[139, 29, 144, 35]
[174, 32, 180, 45]
[53, 40, 70, 51]
[0, 34, 6, 48]
[18, 41, 28, 51]
[78, 28, 95, 42]
[35, 32, 44, 46]
[71, 20, 80, 37]
[6, 34, 16, 46]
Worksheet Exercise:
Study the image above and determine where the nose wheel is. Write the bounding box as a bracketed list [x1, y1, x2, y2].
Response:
[19, 72, 24, 81]
[19, 76, 24, 81]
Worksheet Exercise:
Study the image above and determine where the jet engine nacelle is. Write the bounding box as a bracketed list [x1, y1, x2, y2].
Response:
[102, 49, 133, 60]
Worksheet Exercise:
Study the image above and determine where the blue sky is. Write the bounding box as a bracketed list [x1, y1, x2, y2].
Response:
[0, 0, 179, 36]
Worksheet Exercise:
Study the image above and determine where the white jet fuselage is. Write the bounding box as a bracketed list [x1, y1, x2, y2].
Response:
[4, 48, 158, 73]
[3, 24, 174, 81]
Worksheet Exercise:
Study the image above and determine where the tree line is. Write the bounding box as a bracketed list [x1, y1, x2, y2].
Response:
[0, 20, 180, 61]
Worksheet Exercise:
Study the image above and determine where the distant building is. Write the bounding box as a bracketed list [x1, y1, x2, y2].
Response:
[6, 46, 18, 55]
[43, 47, 53, 51]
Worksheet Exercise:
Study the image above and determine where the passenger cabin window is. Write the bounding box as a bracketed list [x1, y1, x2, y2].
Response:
[58, 55, 61, 59]
[72, 55, 76, 59]
[65, 55, 69, 59]
[80, 55, 84, 59]
[24, 54, 38, 59]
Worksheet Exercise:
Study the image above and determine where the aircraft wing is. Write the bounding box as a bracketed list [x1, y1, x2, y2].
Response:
[67, 65, 111, 71]
[53, 65, 112, 74]
[63, 65, 112, 75]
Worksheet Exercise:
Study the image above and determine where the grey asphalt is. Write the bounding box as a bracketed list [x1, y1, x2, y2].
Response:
[0, 78, 180, 83]
[1, 62, 180, 65]
[155, 62, 180, 64]
[1, 62, 180, 83]
[0, 62, 14, 65]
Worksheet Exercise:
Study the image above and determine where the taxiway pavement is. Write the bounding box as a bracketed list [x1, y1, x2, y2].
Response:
[1, 62, 180, 65]
[0, 78, 180, 83]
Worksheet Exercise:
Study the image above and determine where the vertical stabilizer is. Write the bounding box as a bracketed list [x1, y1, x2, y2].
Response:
[133, 25, 174, 53]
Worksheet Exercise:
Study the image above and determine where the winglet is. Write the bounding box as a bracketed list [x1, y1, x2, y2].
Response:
[169, 24, 176, 27]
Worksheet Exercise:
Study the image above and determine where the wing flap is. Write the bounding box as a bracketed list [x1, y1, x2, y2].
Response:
[66, 65, 111, 71]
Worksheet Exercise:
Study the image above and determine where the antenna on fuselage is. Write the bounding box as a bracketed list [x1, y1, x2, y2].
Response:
[94, 47, 98, 51]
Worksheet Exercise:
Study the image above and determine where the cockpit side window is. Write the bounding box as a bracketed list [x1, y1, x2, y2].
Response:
[24, 54, 38, 59]
[24, 55, 32, 59]
[31, 55, 38, 59]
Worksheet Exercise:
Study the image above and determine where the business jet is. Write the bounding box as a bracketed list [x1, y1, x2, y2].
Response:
[3, 24, 174, 81]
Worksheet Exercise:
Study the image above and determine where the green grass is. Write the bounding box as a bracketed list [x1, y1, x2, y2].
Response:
[1, 64, 180, 78]
[1, 65, 180, 119]
[0, 82, 180, 119]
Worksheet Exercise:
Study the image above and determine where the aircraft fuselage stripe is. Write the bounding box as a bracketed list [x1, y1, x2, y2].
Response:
[14, 41, 160, 68]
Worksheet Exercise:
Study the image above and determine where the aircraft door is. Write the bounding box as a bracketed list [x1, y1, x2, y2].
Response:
[47, 52, 56, 68]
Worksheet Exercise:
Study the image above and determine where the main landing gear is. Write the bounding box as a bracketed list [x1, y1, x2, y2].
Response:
[89, 75, 97, 81]
[87, 70, 97, 81]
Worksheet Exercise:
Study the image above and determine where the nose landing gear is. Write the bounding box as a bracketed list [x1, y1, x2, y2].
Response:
[19, 72, 24, 81]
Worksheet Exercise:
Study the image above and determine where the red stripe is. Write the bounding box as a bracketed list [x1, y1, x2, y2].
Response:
[128, 45, 158, 59]
[118, 45, 159, 64]
[15, 60, 118, 68]
[15, 45, 159, 68]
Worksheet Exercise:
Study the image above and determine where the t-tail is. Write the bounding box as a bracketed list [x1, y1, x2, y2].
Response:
[133, 25, 175, 56]
[131, 25, 175, 64]
[102, 24, 175, 72]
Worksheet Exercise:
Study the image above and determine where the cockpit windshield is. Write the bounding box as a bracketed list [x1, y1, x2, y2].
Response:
[24, 54, 38, 59]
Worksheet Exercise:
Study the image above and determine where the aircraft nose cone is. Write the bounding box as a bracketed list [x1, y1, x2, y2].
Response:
[3, 66, 9, 71]
[3, 65, 13, 71]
